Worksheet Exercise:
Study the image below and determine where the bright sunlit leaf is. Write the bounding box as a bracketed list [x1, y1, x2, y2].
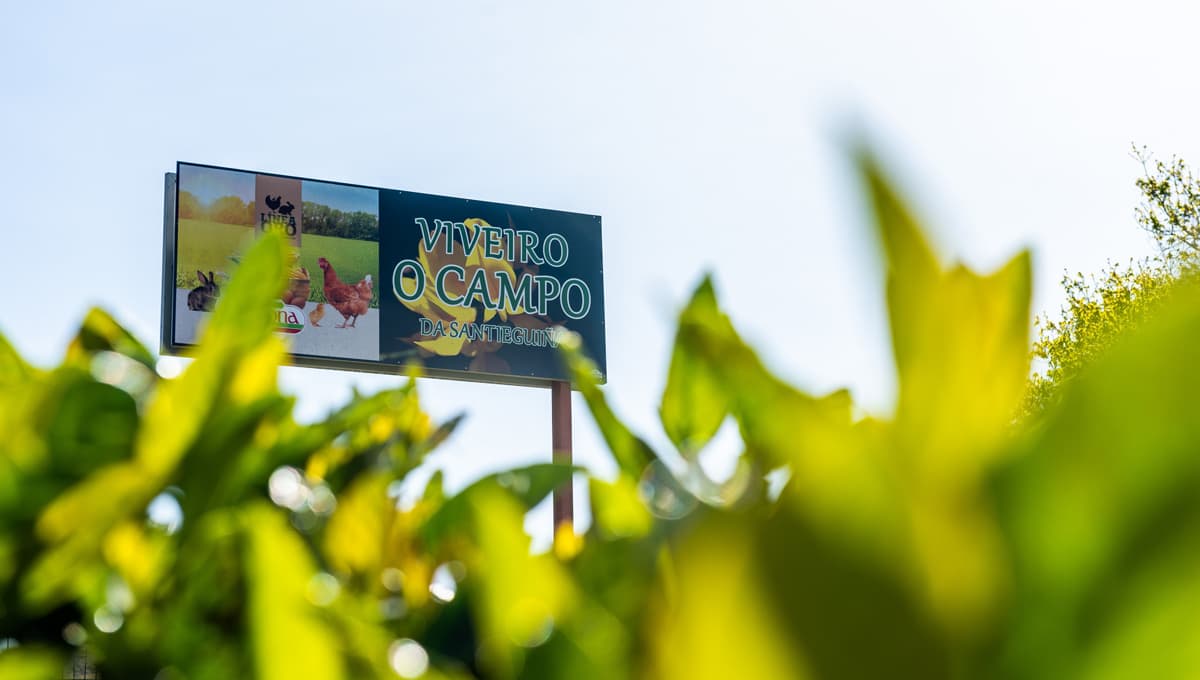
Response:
[646, 515, 809, 680]
[0, 646, 63, 680]
[469, 487, 577, 676]
[588, 476, 653, 540]
[660, 276, 731, 457]
[242, 502, 345, 680]
[66, 307, 156, 371]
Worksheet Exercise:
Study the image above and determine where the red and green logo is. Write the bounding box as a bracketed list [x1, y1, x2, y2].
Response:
[275, 302, 307, 334]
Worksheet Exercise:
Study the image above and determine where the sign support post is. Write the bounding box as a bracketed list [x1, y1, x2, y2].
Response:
[551, 380, 574, 535]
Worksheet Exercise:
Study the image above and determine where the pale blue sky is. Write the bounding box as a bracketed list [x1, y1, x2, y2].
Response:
[179, 164, 254, 205]
[3, 0, 1198, 541]
[302, 179, 379, 216]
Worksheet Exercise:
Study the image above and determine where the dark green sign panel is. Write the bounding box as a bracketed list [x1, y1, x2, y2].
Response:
[163, 162, 605, 386]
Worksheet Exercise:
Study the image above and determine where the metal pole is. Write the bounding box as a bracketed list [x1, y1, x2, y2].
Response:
[551, 380, 574, 533]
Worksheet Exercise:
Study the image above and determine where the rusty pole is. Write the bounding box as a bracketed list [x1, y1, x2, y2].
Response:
[551, 380, 574, 533]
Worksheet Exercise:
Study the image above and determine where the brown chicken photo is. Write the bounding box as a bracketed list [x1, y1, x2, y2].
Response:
[354, 274, 373, 304]
[317, 257, 370, 328]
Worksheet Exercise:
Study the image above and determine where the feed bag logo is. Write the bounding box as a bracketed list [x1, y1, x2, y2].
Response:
[274, 301, 308, 334]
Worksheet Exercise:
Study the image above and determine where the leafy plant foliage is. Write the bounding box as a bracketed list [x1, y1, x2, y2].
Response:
[1027, 147, 1200, 414]
[4, 148, 1200, 679]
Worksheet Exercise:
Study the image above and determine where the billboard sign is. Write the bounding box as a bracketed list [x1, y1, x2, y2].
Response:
[162, 163, 605, 386]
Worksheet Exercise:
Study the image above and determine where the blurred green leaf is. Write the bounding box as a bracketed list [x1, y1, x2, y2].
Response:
[855, 146, 1032, 632]
[560, 342, 656, 479]
[323, 471, 392, 580]
[0, 332, 34, 386]
[645, 513, 809, 680]
[660, 276, 731, 457]
[46, 379, 137, 476]
[994, 278, 1200, 678]
[103, 519, 169, 605]
[136, 232, 289, 479]
[418, 413, 467, 461]
[422, 464, 576, 550]
[754, 506, 952, 679]
[469, 486, 577, 678]
[242, 502, 345, 680]
[857, 146, 1032, 463]
[665, 275, 902, 562]
[666, 273, 846, 467]
[0, 646, 63, 680]
[588, 476, 653, 540]
[304, 381, 440, 495]
[66, 307, 156, 371]
[423, 470, 447, 506]
[24, 462, 153, 610]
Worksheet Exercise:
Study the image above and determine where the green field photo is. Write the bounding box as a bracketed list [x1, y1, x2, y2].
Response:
[176, 219, 379, 307]
[175, 219, 255, 289]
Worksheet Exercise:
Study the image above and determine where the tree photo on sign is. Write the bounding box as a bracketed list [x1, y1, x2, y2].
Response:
[4, 145, 1200, 679]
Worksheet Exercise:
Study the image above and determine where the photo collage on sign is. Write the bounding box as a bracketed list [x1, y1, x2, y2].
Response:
[174, 164, 380, 362]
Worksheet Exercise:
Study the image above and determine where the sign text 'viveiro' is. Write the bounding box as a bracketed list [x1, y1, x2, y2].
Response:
[392, 218, 592, 320]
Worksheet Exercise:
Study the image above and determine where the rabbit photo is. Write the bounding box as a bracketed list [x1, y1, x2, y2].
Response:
[187, 271, 219, 312]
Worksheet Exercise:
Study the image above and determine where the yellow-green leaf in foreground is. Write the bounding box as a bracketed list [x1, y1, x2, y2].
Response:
[422, 464, 576, 550]
[857, 146, 1032, 469]
[667, 275, 904, 561]
[65, 307, 155, 371]
[136, 230, 289, 478]
[855, 146, 1032, 632]
[0, 332, 34, 386]
[242, 502, 345, 680]
[993, 278, 1200, 679]
[24, 462, 151, 609]
[469, 486, 578, 678]
[588, 475, 653, 540]
[645, 514, 810, 680]
[0, 646, 63, 680]
[559, 338, 655, 479]
[660, 276, 731, 457]
[323, 472, 391, 579]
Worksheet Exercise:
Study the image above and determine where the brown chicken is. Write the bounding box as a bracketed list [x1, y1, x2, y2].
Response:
[354, 274, 373, 304]
[283, 267, 311, 308]
[317, 257, 369, 328]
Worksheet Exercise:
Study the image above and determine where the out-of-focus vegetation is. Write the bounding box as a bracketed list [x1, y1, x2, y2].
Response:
[5, 148, 1200, 679]
[1027, 147, 1200, 413]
